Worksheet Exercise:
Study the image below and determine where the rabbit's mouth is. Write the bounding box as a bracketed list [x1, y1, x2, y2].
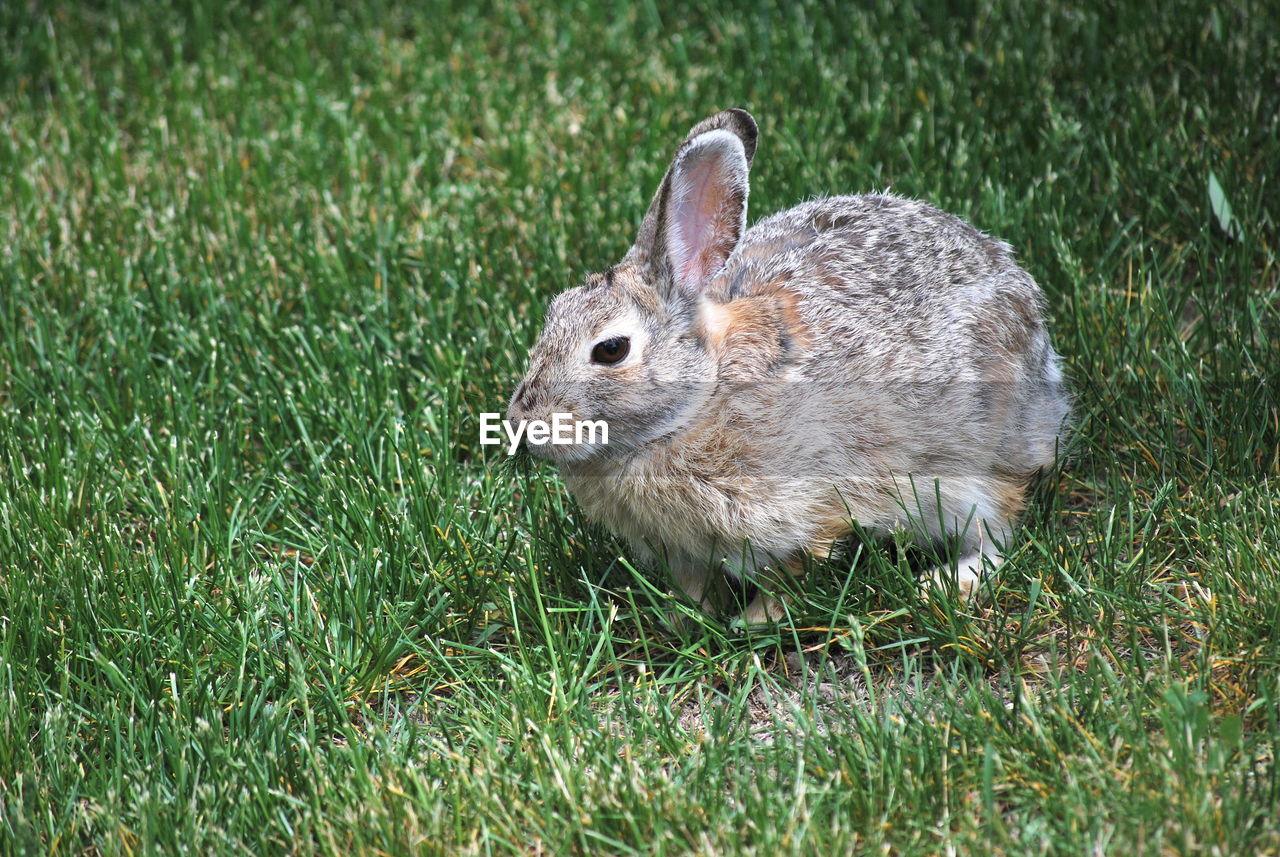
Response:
[493, 411, 614, 463]
[535, 440, 610, 465]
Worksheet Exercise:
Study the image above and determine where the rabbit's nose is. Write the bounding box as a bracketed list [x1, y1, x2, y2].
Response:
[509, 380, 537, 424]
[512, 370, 545, 412]
[511, 379, 532, 412]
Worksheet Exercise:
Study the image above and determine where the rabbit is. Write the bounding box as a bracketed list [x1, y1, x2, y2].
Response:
[508, 108, 1069, 625]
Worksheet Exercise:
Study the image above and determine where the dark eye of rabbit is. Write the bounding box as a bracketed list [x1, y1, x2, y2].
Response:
[591, 337, 631, 365]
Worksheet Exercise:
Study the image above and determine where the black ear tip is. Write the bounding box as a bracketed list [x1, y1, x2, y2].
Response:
[684, 108, 759, 165]
[720, 108, 758, 163]
[724, 107, 757, 132]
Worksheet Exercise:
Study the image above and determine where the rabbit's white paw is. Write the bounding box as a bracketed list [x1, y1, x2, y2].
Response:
[927, 552, 1002, 603]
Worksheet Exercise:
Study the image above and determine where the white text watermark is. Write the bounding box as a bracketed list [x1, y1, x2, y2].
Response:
[480, 413, 609, 455]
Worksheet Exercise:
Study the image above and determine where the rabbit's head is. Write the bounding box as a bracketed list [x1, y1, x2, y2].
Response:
[508, 109, 759, 463]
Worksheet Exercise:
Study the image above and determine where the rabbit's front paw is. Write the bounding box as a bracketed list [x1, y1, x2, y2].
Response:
[731, 592, 790, 631]
[926, 552, 1002, 603]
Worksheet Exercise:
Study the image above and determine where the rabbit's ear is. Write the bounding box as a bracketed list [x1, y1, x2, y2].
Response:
[662, 129, 750, 296]
[629, 110, 757, 299]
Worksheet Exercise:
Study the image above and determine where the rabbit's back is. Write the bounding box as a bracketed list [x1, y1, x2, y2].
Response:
[713, 193, 1067, 483]
[723, 194, 1043, 369]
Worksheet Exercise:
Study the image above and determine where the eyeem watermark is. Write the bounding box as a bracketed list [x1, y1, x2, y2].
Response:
[480, 413, 609, 455]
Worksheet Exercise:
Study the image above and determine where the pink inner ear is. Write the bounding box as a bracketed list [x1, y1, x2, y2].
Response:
[667, 133, 746, 295]
[675, 158, 726, 284]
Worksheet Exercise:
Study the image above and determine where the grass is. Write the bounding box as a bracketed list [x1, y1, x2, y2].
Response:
[1, 0, 1278, 854]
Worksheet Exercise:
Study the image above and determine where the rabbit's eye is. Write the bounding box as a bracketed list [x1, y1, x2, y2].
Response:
[591, 337, 631, 365]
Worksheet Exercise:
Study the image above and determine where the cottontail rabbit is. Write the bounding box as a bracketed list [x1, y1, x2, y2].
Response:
[509, 109, 1069, 625]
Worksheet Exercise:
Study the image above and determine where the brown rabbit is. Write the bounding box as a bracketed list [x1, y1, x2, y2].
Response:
[509, 109, 1069, 624]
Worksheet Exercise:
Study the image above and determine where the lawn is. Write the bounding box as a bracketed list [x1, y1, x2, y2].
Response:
[1, 1, 1278, 854]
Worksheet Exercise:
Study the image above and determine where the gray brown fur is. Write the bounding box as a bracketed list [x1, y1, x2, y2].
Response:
[509, 109, 1069, 623]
